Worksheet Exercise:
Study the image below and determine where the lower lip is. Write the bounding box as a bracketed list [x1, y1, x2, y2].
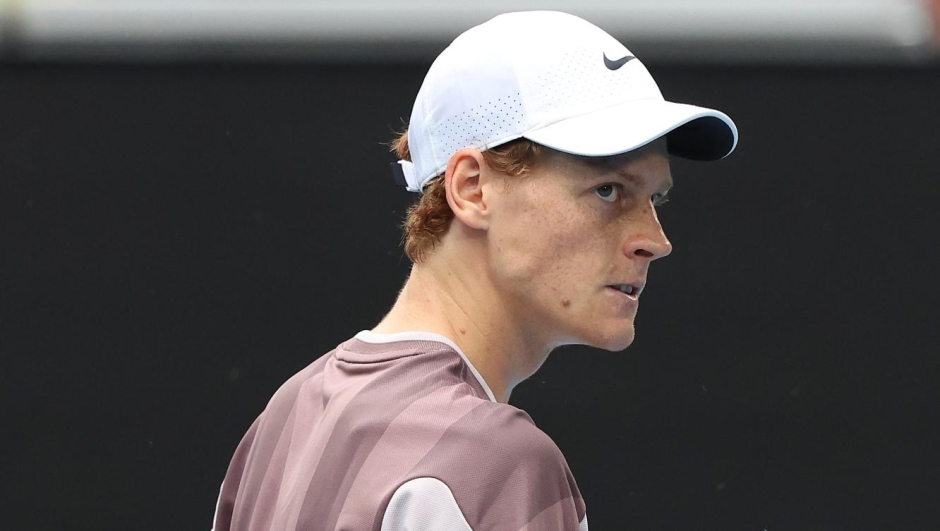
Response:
[606, 287, 639, 309]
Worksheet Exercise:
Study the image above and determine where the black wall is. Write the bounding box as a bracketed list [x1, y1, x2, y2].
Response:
[2, 62, 938, 531]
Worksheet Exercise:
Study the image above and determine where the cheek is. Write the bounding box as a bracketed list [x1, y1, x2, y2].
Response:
[490, 206, 607, 291]
[489, 210, 552, 284]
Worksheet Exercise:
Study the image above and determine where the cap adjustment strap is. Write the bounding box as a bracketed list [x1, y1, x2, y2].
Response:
[390, 160, 422, 193]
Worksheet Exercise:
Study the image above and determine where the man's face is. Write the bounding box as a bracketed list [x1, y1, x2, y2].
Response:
[483, 140, 673, 351]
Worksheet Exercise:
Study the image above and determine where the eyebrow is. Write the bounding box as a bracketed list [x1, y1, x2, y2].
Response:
[614, 169, 674, 192]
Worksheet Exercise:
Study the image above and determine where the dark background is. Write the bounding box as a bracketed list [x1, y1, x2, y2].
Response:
[2, 62, 938, 530]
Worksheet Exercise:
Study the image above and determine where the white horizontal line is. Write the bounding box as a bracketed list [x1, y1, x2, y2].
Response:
[0, 1, 933, 63]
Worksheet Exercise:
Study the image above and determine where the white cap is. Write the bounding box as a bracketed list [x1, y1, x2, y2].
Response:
[396, 11, 738, 192]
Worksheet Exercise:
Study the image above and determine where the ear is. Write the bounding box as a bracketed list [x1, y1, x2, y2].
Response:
[444, 148, 490, 230]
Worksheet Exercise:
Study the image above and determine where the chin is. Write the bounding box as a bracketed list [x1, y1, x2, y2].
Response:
[581, 324, 636, 351]
[600, 334, 635, 352]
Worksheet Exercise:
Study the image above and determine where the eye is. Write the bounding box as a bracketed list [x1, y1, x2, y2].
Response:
[652, 192, 670, 207]
[594, 184, 621, 203]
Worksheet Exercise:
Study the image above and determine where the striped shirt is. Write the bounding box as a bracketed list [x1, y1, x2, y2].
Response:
[213, 331, 588, 531]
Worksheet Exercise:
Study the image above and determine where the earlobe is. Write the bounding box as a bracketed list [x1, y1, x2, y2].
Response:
[444, 149, 489, 230]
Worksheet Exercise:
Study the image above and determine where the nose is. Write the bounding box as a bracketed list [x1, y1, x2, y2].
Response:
[624, 206, 673, 260]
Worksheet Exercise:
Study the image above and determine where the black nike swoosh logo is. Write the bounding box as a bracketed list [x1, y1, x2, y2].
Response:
[604, 52, 635, 70]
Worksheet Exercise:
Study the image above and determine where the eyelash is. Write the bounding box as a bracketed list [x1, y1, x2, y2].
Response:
[594, 184, 670, 207]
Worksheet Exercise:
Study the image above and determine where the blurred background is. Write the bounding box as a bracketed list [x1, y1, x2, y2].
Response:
[2, 1, 938, 530]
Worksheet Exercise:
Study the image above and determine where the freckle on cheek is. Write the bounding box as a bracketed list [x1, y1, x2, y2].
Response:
[561, 298, 571, 308]
[459, 327, 467, 335]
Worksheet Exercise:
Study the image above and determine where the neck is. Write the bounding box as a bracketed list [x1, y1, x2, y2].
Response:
[371, 254, 551, 403]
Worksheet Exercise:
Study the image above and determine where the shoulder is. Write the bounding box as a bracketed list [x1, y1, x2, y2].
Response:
[260, 350, 333, 412]
[449, 401, 565, 470]
[382, 476, 589, 531]
[403, 402, 586, 530]
[381, 477, 472, 531]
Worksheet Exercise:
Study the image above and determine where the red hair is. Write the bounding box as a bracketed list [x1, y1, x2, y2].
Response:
[393, 129, 544, 262]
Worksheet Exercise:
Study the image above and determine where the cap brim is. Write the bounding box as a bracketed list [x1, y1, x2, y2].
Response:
[523, 99, 738, 161]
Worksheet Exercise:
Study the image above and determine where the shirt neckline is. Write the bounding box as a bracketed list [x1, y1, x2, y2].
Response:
[354, 330, 498, 403]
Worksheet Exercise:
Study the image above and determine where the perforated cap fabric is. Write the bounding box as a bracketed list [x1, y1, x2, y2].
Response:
[397, 10, 738, 192]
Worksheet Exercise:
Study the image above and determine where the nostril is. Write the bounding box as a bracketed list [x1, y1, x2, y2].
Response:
[634, 249, 654, 258]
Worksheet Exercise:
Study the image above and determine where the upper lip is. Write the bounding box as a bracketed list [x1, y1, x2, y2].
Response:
[608, 281, 646, 297]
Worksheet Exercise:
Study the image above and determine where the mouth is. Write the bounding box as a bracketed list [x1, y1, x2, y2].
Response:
[607, 283, 643, 299]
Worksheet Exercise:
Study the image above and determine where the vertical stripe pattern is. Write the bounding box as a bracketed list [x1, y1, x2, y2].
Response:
[214, 333, 586, 531]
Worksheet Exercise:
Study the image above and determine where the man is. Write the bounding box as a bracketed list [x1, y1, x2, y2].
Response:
[213, 10, 737, 531]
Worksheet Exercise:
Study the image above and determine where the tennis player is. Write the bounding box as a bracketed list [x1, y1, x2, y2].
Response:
[212, 10, 737, 531]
